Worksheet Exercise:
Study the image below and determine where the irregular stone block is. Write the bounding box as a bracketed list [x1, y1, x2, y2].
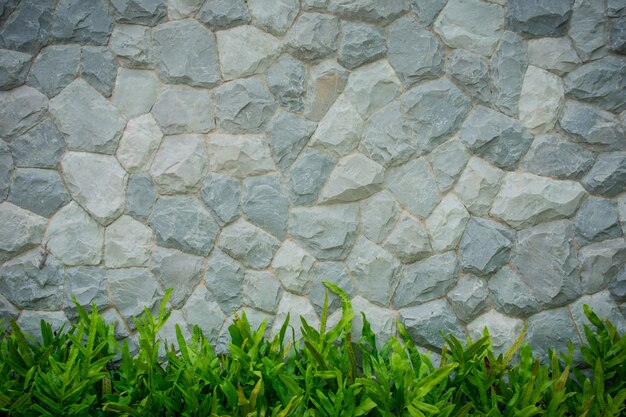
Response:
[0, 85, 48, 140]
[386, 158, 440, 218]
[309, 262, 354, 316]
[447, 275, 489, 323]
[213, 76, 276, 133]
[52, 0, 113, 44]
[490, 31, 527, 116]
[520, 134, 595, 179]
[272, 240, 315, 294]
[195, 0, 250, 29]
[167, 0, 204, 19]
[81, 46, 117, 97]
[338, 21, 386, 70]
[507, 0, 573, 37]
[271, 292, 319, 341]
[117, 114, 163, 173]
[267, 111, 316, 170]
[204, 249, 244, 315]
[10, 119, 65, 168]
[286, 13, 339, 62]
[575, 197, 622, 246]
[112, 68, 159, 118]
[427, 139, 470, 192]
[519, 66, 564, 135]
[109, 0, 167, 25]
[18, 311, 67, 343]
[0, 0, 54, 53]
[360, 191, 399, 244]
[0, 202, 47, 263]
[244, 270, 281, 313]
[410, 0, 447, 26]
[344, 60, 401, 117]
[489, 267, 540, 317]
[243, 174, 289, 239]
[65, 267, 109, 316]
[400, 299, 465, 349]
[581, 152, 626, 197]
[560, 100, 626, 151]
[319, 154, 384, 204]
[126, 174, 157, 220]
[287, 148, 335, 206]
[350, 297, 396, 347]
[309, 95, 363, 157]
[328, 0, 409, 23]
[426, 194, 470, 253]
[218, 219, 280, 269]
[0, 49, 31, 90]
[570, 291, 626, 335]
[247, 0, 299, 35]
[266, 55, 306, 113]
[527, 37, 581, 76]
[151, 246, 203, 308]
[108, 267, 159, 328]
[303, 60, 348, 121]
[454, 157, 503, 217]
[150, 134, 207, 194]
[526, 308, 580, 362]
[448, 49, 490, 103]
[8, 168, 70, 217]
[0, 140, 11, 199]
[611, 16, 626, 54]
[200, 173, 241, 225]
[26, 45, 80, 97]
[579, 238, 626, 294]
[152, 85, 213, 135]
[182, 285, 225, 343]
[467, 311, 524, 356]
[206, 134, 274, 178]
[609, 265, 626, 301]
[459, 217, 514, 276]
[216, 25, 281, 80]
[384, 213, 432, 264]
[110, 24, 153, 68]
[105, 215, 153, 268]
[564, 56, 626, 113]
[569, 0, 609, 61]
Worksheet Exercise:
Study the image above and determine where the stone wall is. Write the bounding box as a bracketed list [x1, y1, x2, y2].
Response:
[1, 0, 625, 357]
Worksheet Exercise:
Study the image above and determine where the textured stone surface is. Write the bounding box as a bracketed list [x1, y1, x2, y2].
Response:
[519, 66, 564, 134]
[182, 285, 225, 343]
[489, 267, 540, 317]
[564, 56, 626, 113]
[267, 112, 316, 170]
[112, 68, 159, 118]
[286, 13, 339, 62]
[319, 154, 384, 203]
[52, 0, 113, 44]
[50, 79, 125, 154]
[570, 291, 626, 335]
[150, 134, 207, 194]
[526, 308, 580, 362]
[507, 0, 574, 37]
[151, 246, 203, 308]
[575, 197, 622, 246]
[206, 134, 274, 179]
[328, 0, 409, 23]
[454, 157, 504, 216]
[109, 0, 167, 25]
[360, 191, 399, 243]
[200, 173, 241, 225]
[490, 172, 587, 229]
[303, 60, 348, 121]
[309, 95, 363, 157]
[81, 46, 117, 97]
[0, 0, 54, 53]
[0, 49, 32, 90]
[152, 85, 213, 135]
[65, 267, 109, 315]
[8, 168, 70, 217]
[581, 152, 626, 197]
[467, 311, 524, 356]
[448, 275, 489, 322]
[289, 204, 358, 260]
[0, 85, 48, 140]
[62, 152, 127, 225]
[0, 140, 11, 200]
[512, 220, 581, 307]
[344, 60, 401, 117]
[243, 175, 289, 239]
[459, 217, 514, 276]
[272, 240, 315, 294]
[393, 251, 458, 308]
[411, 0, 447, 26]
[105, 215, 152, 268]
[427, 139, 470, 192]
[287, 149, 335, 206]
[216, 26, 281, 80]
[149, 195, 218, 256]
[266, 56, 307, 113]
[117, 114, 163, 173]
[110, 24, 152, 68]
[271, 292, 320, 341]
[219, 219, 280, 269]
[10, 119, 64, 169]
[248, 0, 299, 35]
[18, 311, 67, 343]
[204, 249, 244, 315]
[611, 16, 626, 54]
[309, 262, 354, 316]
[244, 270, 281, 313]
[338, 21, 386, 70]
[386, 158, 440, 219]
[610, 265, 626, 301]
[520, 134, 595, 180]
[527, 37, 581, 76]
[196, 0, 250, 29]
[426, 194, 471, 253]
[126, 174, 157, 220]
[26, 45, 80, 97]
[167, 0, 204, 20]
[108, 267, 159, 327]
[400, 299, 465, 349]
[579, 238, 626, 294]
[0, 203, 47, 263]
[560, 101, 625, 151]
[448, 49, 491, 103]
[214, 77, 276, 133]
[384, 214, 431, 264]
[569, 0, 609, 61]
[490, 32, 527, 116]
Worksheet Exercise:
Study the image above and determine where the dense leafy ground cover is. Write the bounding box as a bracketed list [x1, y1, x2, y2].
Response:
[1, 283, 625, 417]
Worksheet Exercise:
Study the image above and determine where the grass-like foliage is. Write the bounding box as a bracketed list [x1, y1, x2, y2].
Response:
[1, 283, 626, 416]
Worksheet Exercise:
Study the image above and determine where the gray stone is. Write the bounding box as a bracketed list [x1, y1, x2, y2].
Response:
[520, 134, 596, 179]
[309, 95, 364, 157]
[327, 0, 409, 23]
[386, 158, 440, 219]
[126, 174, 157, 220]
[447, 275, 489, 322]
[348, 236, 401, 306]
[0, 85, 48, 140]
[400, 299, 465, 349]
[213, 76, 276, 133]
[507, 0, 573, 37]
[204, 249, 244, 315]
[490, 32, 527, 117]
[319, 154, 384, 204]
[0, 0, 54, 53]
[152, 20, 220, 87]
[448, 49, 491, 103]
[426, 194, 470, 253]
[112, 68, 159, 118]
[564, 56, 626, 113]
[218, 219, 280, 269]
[150, 134, 207, 194]
[511, 220, 581, 307]
[108, 268, 159, 327]
[467, 311, 524, 356]
[434, 0, 504, 55]
[117, 114, 163, 173]
[271, 292, 320, 341]
[569, 0, 609, 61]
[109, 0, 167, 25]
[411, 0, 447, 26]
[286, 13, 339, 62]
[49, 79, 125, 154]
[195, 0, 250, 29]
[216, 25, 281, 81]
[608, 0, 625, 17]
[0, 49, 31, 90]
[519, 66, 564, 135]
[579, 238, 626, 294]
[151, 246, 203, 308]
[0, 247, 62, 310]
[489, 267, 540, 317]
[206, 134, 274, 178]
[309, 262, 354, 316]
[360, 101, 418, 168]
[560, 101, 626, 151]
[80, 46, 117, 97]
[581, 152, 626, 197]
[570, 291, 626, 336]
[491, 172, 586, 229]
[0, 140, 11, 199]
[110, 24, 153, 68]
[149, 195, 218, 256]
[301, 0, 327, 10]
[272, 240, 315, 294]
[52, 0, 113, 44]
[0, 202, 47, 263]
[17, 311, 67, 343]
[287, 149, 335, 206]
[244, 270, 281, 313]
[360, 191, 400, 243]
[44, 202, 104, 266]
[575, 197, 622, 246]
[384, 214, 432, 264]
[526, 308, 580, 362]
[350, 297, 396, 347]
[401, 79, 470, 152]
[243, 174, 289, 239]
[26, 45, 80, 98]
[620, 195, 626, 235]
[427, 139, 470, 192]
[62, 152, 127, 225]
[8, 168, 70, 217]
[105, 215, 152, 268]
[454, 157, 504, 217]
[388, 16, 444, 87]
[10, 119, 64, 168]
[459, 106, 534, 170]
[459, 217, 514, 277]
[303, 60, 348, 122]
[248, 0, 299, 35]
[393, 251, 458, 309]
[611, 16, 626, 54]
[266, 55, 306, 113]
[338, 21, 386, 70]
[156, 310, 189, 355]
[200, 173, 240, 225]
[182, 285, 225, 343]
[267, 111, 316, 170]
[152, 85, 213, 135]
[527, 37, 582, 76]
[609, 265, 626, 301]
[289, 204, 358, 260]
[65, 267, 109, 315]
[344, 60, 401, 118]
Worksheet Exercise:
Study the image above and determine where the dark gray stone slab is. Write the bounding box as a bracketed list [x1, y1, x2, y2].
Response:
[287, 148, 335, 206]
[200, 173, 241, 225]
[81, 46, 117, 97]
[611, 16, 626, 54]
[490, 31, 527, 117]
[400, 299, 465, 349]
[559, 100, 626, 151]
[10, 119, 65, 168]
[489, 267, 541, 317]
[109, 0, 167, 25]
[204, 249, 244, 315]
[448, 49, 491, 103]
[8, 168, 69, 217]
[267, 111, 316, 170]
[0, 140, 11, 200]
[196, 0, 251, 30]
[507, 0, 574, 37]
[459, 217, 514, 276]
[286, 13, 339, 62]
[26, 45, 80, 97]
[52, 0, 113, 45]
[0, 49, 31, 90]
[243, 174, 289, 240]
[575, 197, 622, 246]
[581, 152, 626, 197]
[0, 0, 54, 53]
[564, 56, 626, 113]
[266, 55, 306, 113]
[126, 174, 157, 221]
[213, 76, 276, 133]
[338, 20, 386, 70]
[520, 134, 595, 179]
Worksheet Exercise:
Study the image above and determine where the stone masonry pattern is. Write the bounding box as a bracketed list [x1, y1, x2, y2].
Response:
[1, 0, 626, 358]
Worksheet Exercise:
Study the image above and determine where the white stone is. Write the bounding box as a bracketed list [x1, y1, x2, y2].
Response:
[104, 215, 153, 268]
[216, 26, 281, 80]
[467, 310, 524, 356]
[344, 60, 401, 117]
[116, 114, 163, 173]
[206, 134, 275, 178]
[112, 68, 159, 118]
[309, 95, 363, 157]
[271, 240, 315, 294]
[519, 66, 564, 135]
[319, 154, 384, 203]
[426, 194, 470, 252]
[150, 134, 208, 194]
[454, 157, 504, 216]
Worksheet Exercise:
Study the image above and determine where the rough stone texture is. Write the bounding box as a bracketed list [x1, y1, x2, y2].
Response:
[110, 24, 153, 68]
[287, 148, 335, 206]
[204, 249, 244, 315]
[319, 154, 384, 203]
[81, 46, 117, 97]
[610, 265, 626, 301]
[105, 215, 152, 268]
[17, 311, 67, 343]
[454, 157, 504, 217]
[206, 134, 274, 179]
[393, 251, 458, 308]
[507, 0, 574, 37]
[248, 0, 299, 35]
[289, 204, 358, 261]
[448, 275, 489, 322]
[459, 217, 514, 276]
[271, 292, 320, 341]
[520, 134, 595, 180]
[434, 0, 505, 56]
[328, 0, 409, 23]
[491, 172, 587, 229]
[611, 16, 626, 54]
[400, 299, 465, 349]
[10, 119, 64, 169]
[109, 0, 167, 25]
[303, 60, 348, 121]
[26, 45, 80, 97]
[411, 0, 447, 26]
[0, 0, 54, 53]
[62, 152, 127, 225]
[309, 95, 363, 157]
[272, 240, 315, 294]
[427, 139, 470, 192]
[182, 285, 225, 343]
[511, 220, 581, 307]
[112, 68, 159, 118]
[218, 219, 280, 269]
[569, 0, 609, 62]
[579, 238, 626, 294]
[527, 37, 581, 76]
[344, 60, 401, 118]
[117, 114, 163, 173]
[49, 79, 125, 154]
[564, 56, 626, 113]
[360, 191, 400, 243]
[384, 214, 431, 264]
[0, 140, 11, 200]
[8, 168, 69, 217]
[126, 174, 157, 220]
[581, 152, 626, 197]
[490, 32, 527, 117]
[309, 262, 354, 316]
[560, 100, 626, 151]
[196, 0, 250, 29]
[519, 66, 564, 135]
[150, 134, 207, 194]
[0, 49, 32, 91]
[52, 0, 113, 45]
[149, 195, 218, 256]
[151, 246, 203, 308]
[0, 203, 47, 263]
[267, 111, 316, 170]
[526, 308, 580, 362]
[426, 194, 471, 253]
[243, 174, 289, 239]
[65, 267, 109, 316]
[388, 16, 444, 87]
[286, 13, 339, 62]
[244, 270, 281, 313]
[200, 173, 241, 225]
[152, 85, 213, 135]
[108, 267, 159, 327]
[467, 311, 524, 356]
[0, 85, 48, 140]
[489, 267, 541, 317]
[386, 158, 440, 219]
[575, 197, 622, 246]
[448, 49, 491, 103]
[216, 26, 281, 80]
[347, 236, 401, 306]
[266, 56, 307, 113]
[338, 21, 386, 70]
[570, 291, 626, 335]
[152, 20, 220, 87]
[214, 77, 276, 133]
